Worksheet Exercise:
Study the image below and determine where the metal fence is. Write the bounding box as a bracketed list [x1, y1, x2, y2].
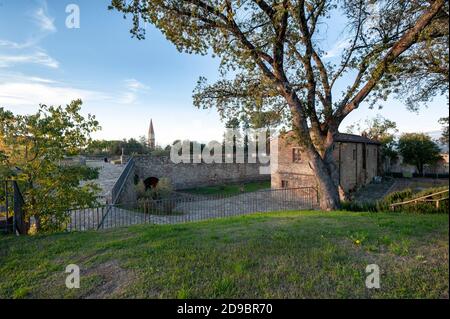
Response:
[109, 157, 135, 204]
[0, 180, 27, 235]
[67, 187, 318, 231]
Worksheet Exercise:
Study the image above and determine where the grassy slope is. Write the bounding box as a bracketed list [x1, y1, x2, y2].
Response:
[0, 211, 448, 299]
[183, 181, 271, 196]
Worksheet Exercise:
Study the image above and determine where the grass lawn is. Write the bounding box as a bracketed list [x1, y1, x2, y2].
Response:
[0, 211, 448, 299]
[183, 180, 271, 196]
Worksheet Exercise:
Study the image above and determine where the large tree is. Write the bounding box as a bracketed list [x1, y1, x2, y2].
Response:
[389, 2, 449, 112]
[110, 0, 448, 209]
[397, 133, 442, 175]
[0, 100, 101, 233]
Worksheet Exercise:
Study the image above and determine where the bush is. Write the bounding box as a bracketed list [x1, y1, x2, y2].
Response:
[147, 177, 173, 199]
[135, 179, 146, 199]
[134, 178, 178, 214]
[63, 165, 99, 181]
[340, 201, 378, 212]
[135, 177, 173, 201]
[383, 188, 414, 205]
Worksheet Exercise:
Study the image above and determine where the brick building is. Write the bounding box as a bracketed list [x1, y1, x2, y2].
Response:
[271, 132, 381, 193]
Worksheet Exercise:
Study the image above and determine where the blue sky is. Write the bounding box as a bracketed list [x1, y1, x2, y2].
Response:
[0, 0, 447, 146]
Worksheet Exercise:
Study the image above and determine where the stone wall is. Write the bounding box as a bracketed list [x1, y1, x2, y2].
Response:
[271, 133, 379, 193]
[133, 155, 270, 190]
[270, 136, 316, 189]
[336, 142, 378, 191]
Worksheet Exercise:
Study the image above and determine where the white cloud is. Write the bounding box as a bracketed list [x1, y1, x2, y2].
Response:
[0, 2, 57, 70]
[27, 76, 57, 84]
[0, 74, 148, 110]
[118, 79, 150, 104]
[0, 72, 56, 84]
[33, 7, 56, 33]
[0, 1, 55, 50]
[0, 50, 59, 68]
[0, 81, 109, 108]
[0, 39, 37, 50]
[118, 92, 138, 104]
[324, 39, 350, 59]
[125, 78, 150, 91]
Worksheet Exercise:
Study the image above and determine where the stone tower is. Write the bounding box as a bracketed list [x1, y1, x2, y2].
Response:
[148, 119, 155, 150]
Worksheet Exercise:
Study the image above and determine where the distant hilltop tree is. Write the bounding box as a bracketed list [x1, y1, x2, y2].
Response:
[397, 133, 442, 175]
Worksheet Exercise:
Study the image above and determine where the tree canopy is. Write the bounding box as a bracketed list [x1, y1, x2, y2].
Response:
[397, 133, 442, 174]
[0, 100, 101, 233]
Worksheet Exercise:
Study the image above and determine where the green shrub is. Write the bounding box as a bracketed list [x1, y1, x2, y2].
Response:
[340, 201, 378, 212]
[135, 179, 146, 199]
[148, 177, 173, 199]
[63, 165, 99, 181]
[383, 188, 414, 205]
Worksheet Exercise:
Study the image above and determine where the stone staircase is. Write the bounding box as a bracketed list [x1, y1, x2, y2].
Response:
[82, 160, 126, 203]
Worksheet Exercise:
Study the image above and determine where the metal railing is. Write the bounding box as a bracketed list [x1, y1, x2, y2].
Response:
[1, 180, 27, 235]
[68, 187, 318, 232]
[110, 156, 135, 205]
[389, 189, 449, 211]
[95, 157, 135, 230]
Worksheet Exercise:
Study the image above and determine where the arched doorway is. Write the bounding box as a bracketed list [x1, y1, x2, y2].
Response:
[144, 176, 159, 190]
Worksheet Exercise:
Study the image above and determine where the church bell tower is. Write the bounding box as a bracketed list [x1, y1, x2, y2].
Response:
[148, 119, 155, 150]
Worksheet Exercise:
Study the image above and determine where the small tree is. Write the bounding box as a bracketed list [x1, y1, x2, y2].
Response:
[0, 100, 101, 233]
[397, 133, 442, 175]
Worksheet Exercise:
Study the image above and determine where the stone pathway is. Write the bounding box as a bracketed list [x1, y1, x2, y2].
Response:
[81, 160, 126, 203]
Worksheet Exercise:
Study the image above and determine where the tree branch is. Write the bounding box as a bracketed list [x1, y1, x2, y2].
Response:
[333, 0, 445, 126]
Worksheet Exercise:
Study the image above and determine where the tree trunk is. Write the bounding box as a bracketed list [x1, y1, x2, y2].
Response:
[323, 146, 347, 201]
[418, 162, 424, 176]
[282, 90, 341, 210]
[306, 149, 340, 210]
[34, 215, 41, 233]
